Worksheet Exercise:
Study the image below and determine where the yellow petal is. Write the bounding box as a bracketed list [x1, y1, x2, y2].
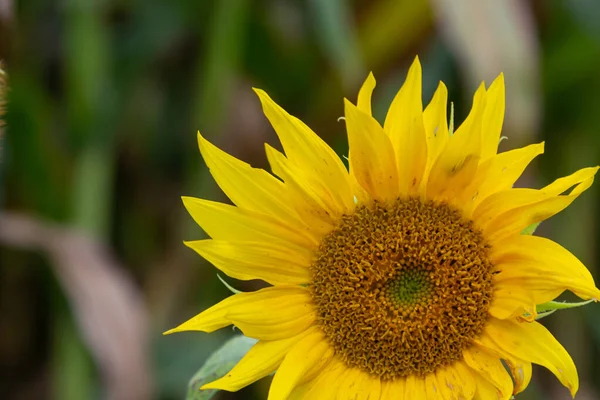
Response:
[404, 374, 426, 399]
[294, 358, 348, 400]
[488, 280, 536, 320]
[264, 143, 340, 232]
[348, 166, 371, 205]
[380, 379, 404, 399]
[426, 83, 487, 205]
[361, 376, 382, 400]
[491, 235, 600, 303]
[336, 368, 381, 400]
[486, 318, 578, 397]
[473, 166, 598, 241]
[185, 240, 310, 286]
[287, 383, 311, 400]
[473, 376, 506, 400]
[480, 74, 506, 160]
[476, 332, 532, 395]
[508, 359, 532, 395]
[463, 345, 514, 400]
[268, 331, 333, 400]
[201, 329, 313, 392]
[544, 166, 598, 195]
[334, 368, 361, 399]
[435, 362, 477, 399]
[470, 142, 545, 211]
[344, 98, 399, 202]
[182, 196, 317, 251]
[383, 57, 427, 196]
[422, 81, 449, 183]
[424, 373, 439, 398]
[164, 286, 315, 340]
[357, 72, 376, 116]
[197, 132, 308, 229]
[254, 89, 354, 213]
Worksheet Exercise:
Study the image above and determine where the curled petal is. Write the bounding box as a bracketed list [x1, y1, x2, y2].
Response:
[463, 346, 514, 399]
[491, 235, 600, 303]
[485, 318, 578, 397]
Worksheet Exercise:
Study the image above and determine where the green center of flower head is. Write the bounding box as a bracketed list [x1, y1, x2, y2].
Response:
[385, 270, 433, 307]
[309, 198, 495, 380]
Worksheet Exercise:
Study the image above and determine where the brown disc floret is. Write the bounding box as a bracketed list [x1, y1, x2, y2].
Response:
[309, 198, 494, 379]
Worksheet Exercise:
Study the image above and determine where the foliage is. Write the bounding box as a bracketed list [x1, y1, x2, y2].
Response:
[187, 335, 257, 400]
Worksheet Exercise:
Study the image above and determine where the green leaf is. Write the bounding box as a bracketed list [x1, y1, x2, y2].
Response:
[521, 222, 541, 235]
[186, 335, 257, 400]
[535, 309, 557, 320]
[536, 299, 594, 313]
[525, 300, 594, 320]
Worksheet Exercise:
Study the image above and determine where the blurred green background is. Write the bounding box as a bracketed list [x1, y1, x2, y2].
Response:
[1, 0, 600, 399]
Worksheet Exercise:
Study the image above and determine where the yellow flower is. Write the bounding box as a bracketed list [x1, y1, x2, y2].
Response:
[166, 57, 600, 399]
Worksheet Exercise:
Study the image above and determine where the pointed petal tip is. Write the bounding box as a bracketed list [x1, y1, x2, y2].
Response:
[163, 327, 180, 336]
[200, 380, 228, 391]
[263, 142, 276, 153]
[580, 166, 600, 182]
[196, 130, 212, 155]
[569, 384, 578, 398]
[200, 382, 216, 390]
[344, 98, 363, 117]
[487, 73, 506, 98]
[252, 87, 270, 101]
[344, 97, 368, 119]
[181, 195, 195, 206]
[588, 286, 600, 300]
[408, 56, 423, 75]
[357, 75, 376, 115]
[196, 130, 209, 146]
[252, 88, 273, 107]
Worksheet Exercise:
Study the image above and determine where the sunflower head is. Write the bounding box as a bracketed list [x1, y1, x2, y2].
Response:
[167, 57, 599, 400]
[310, 198, 495, 380]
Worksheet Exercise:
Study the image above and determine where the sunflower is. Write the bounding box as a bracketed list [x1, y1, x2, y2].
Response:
[166, 57, 600, 399]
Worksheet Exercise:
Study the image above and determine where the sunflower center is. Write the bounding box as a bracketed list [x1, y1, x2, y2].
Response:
[385, 270, 433, 306]
[309, 198, 494, 379]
